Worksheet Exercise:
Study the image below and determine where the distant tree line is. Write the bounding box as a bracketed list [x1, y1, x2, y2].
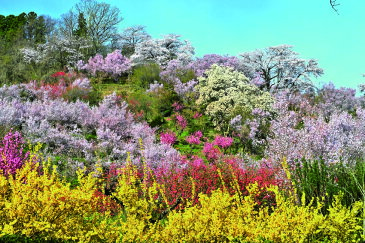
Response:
[0, 0, 326, 88]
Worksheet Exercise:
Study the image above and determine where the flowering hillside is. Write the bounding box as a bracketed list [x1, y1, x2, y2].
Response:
[0, 1, 364, 241]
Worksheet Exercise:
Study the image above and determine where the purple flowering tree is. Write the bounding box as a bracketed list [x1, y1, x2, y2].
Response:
[266, 90, 365, 166]
[77, 49, 132, 78]
[317, 82, 358, 118]
[0, 86, 181, 174]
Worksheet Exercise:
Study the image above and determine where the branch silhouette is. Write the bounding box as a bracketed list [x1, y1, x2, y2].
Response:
[330, 0, 340, 14]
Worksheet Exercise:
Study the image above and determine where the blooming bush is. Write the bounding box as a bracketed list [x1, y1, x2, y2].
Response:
[0, 91, 180, 175]
[77, 49, 132, 78]
[160, 54, 242, 99]
[0, 154, 362, 242]
[0, 131, 28, 177]
[159, 131, 176, 145]
[267, 90, 365, 166]
[195, 64, 275, 130]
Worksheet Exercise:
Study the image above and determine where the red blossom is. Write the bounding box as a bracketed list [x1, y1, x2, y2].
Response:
[51, 71, 66, 77]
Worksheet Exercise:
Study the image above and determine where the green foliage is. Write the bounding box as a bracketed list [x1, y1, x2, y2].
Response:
[0, 13, 27, 43]
[0, 12, 58, 84]
[195, 64, 275, 131]
[0, 234, 70, 243]
[127, 63, 161, 89]
[291, 159, 365, 213]
[0, 52, 30, 84]
[176, 69, 196, 84]
[62, 87, 86, 102]
[125, 87, 177, 127]
[92, 83, 127, 97]
[74, 13, 87, 38]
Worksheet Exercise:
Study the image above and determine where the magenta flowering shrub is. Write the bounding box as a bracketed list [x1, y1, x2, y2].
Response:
[172, 102, 184, 112]
[160, 131, 177, 145]
[175, 114, 187, 129]
[159, 102, 242, 160]
[213, 135, 233, 148]
[186, 131, 203, 145]
[202, 142, 222, 160]
[77, 50, 131, 78]
[0, 131, 29, 176]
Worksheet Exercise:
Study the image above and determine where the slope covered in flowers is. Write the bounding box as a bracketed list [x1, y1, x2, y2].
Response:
[0, 49, 364, 242]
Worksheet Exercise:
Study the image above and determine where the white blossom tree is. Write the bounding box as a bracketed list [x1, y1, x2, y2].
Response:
[116, 25, 151, 57]
[239, 45, 324, 93]
[131, 34, 195, 68]
[21, 36, 91, 68]
[195, 64, 274, 130]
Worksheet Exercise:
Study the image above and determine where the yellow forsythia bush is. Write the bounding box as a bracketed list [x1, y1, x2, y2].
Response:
[0, 148, 363, 242]
[0, 147, 120, 242]
[112, 157, 168, 242]
[112, 163, 364, 242]
[152, 184, 363, 243]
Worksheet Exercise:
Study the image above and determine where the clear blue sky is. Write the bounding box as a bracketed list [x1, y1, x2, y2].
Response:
[1, 0, 365, 90]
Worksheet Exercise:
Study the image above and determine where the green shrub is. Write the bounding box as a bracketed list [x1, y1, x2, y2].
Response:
[0, 234, 70, 242]
[125, 87, 177, 127]
[291, 159, 365, 213]
[127, 63, 161, 89]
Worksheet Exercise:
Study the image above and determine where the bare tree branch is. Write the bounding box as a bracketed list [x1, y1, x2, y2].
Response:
[330, 0, 340, 14]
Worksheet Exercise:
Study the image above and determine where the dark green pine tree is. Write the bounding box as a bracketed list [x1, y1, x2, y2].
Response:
[34, 15, 46, 43]
[24, 11, 38, 41]
[74, 12, 87, 38]
[0, 13, 27, 44]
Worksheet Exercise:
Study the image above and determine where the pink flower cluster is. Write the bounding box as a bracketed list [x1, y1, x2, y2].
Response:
[160, 131, 176, 145]
[186, 131, 203, 145]
[172, 102, 184, 112]
[213, 135, 233, 148]
[0, 131, 29, 177]
[175, 115, 187, 129]
[203, 142, 221, 160]
[193, 112, 202, 119]
[77, 50, 131, 78]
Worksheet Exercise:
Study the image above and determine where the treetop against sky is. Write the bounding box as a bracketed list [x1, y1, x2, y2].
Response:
[1, 0, 364, 90]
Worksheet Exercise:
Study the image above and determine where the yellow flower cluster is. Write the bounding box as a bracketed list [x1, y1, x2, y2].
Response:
[0, 150, 363, 242]
[0, 145, 119, 242]
[154, 184, 363, 242]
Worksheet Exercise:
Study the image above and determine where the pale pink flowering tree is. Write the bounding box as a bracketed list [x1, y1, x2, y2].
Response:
[77, 49, 131, 78]
[240, 45, 323, 93]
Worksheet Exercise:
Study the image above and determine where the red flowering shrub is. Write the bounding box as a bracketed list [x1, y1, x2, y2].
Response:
[91, 189, 121, 216]
[152, 156, 281, 209]
[51, 71, 66, 78]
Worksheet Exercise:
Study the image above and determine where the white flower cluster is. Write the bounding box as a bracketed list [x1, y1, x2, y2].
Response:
[195, 64, 274, 130]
